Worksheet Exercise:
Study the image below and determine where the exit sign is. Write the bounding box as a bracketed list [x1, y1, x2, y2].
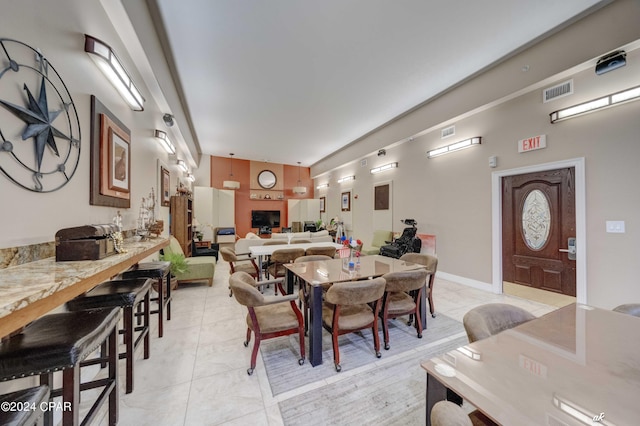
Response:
[518, 135, 546, 153]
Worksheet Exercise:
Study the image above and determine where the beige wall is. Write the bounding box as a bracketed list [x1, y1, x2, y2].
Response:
[0, 0, 191, 248]
[313, 1, 640, 309]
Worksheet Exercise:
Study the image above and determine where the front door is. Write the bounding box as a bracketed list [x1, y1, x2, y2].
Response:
[502, 167, 576, 296]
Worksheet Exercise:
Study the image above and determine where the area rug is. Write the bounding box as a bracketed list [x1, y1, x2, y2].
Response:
[261, 313, 466, 396]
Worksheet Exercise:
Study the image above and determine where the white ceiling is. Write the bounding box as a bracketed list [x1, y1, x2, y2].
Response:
[151, 0, 604, 167]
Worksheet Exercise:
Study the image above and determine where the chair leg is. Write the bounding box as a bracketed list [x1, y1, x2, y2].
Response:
[40, 373, 54, 426]
[62, 364, 80, 426]
[123, 306, 134, 394]
[332, 330, 341, 372]
[143, 290, 150, 359]
[244, 328, 252, 347]
[372, 317, 381, 358]
[249, 334, 261, 375]
[428, 291, 436, 317]
[108, 323, 119, 426]
[156, 277, 164, 338]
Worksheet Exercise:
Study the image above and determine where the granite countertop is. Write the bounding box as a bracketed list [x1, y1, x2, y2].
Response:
[0, 237, 168, 325]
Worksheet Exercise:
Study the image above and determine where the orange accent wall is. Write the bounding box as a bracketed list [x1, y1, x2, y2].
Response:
[209, 156, 314, 237]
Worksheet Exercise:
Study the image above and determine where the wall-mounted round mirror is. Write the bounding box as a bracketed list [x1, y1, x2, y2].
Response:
[257, 170, 277, 189]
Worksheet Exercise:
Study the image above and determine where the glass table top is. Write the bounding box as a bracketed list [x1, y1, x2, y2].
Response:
[422, 303, 640, 425]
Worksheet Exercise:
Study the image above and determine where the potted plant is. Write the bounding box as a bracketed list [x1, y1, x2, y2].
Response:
[159, 252, 190, 278]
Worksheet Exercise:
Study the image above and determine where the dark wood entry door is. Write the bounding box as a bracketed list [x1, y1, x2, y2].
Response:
[502, 168, 576, 296]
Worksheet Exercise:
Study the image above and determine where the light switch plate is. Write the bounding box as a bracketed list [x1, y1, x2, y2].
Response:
[606, 221, 625, 233]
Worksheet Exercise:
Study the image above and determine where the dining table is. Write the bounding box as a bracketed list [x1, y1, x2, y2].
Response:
[248, 241, 343, 280]
[284, 254, 425, 366]
[421, 303, 640, 425]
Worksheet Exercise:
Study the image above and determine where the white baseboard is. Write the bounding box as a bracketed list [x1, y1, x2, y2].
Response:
[436, 271, 497, 293]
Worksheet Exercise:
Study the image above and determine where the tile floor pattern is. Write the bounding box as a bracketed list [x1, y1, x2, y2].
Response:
[96, 261, 556, 425]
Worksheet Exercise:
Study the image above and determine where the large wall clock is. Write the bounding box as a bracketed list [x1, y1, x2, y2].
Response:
[0, 38, 81, 192]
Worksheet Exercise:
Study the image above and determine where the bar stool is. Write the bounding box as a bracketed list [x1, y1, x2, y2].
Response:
[0, 385, 50, 426]
[0, 307, 120, 426]
[66, 278, 152, 394]
[121, 261, 172, 338]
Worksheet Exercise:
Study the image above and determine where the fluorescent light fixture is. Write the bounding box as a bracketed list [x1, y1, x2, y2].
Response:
[456, 346, 482, 361]
[338, 175, 355, 183]
[552, 394, 614, 426]
[370, 162, 398, 174]
[185, 173, 195, 182]
[427, 137, 481, 158]
[550, 84, 640, 123]
[84, 34, 144, 111]
[177, 159, 188, 173]
[316, 183, 329, 189]
[154, 130, 176, 155]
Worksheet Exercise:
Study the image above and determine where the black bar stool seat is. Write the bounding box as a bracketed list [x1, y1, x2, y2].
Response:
[66, 278, 152, 394]
[0, 385, 50, 426]
[121, 261, 172, 338]
[0, 307, 120, 426]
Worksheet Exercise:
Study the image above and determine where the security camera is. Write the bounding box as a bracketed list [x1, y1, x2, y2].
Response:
[163, 114, 174, 127]
[378, 149, 386, 157]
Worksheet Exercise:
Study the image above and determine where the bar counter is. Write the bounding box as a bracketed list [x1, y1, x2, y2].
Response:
[0, 237, 168, 338]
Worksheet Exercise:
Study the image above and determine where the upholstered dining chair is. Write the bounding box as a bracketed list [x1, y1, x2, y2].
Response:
[380, 268, 430, 350]
[267, 248, 305, 292]
[294, 254, 333, 333]
[400, 253, 438, 317]
[220, 247, 260, 296]
[229, 271, 305, 375]
[463, 303, 536, 343]
[305, 246, 337, 258]
[430, 401, 496, 426]
[322, 277, 386, 372]
[613, 303, 640, 317]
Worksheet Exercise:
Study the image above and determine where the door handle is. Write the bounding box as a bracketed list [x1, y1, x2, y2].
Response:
[559, 237, 576, 260]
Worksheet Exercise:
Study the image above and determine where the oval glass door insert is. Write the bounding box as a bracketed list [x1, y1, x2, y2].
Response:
[522, 189, 551, 250]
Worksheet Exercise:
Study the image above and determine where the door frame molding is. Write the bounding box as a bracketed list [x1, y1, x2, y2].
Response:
[491, 158, 586, 304]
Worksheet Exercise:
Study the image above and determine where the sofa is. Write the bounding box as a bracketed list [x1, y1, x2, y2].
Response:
[235, 230, 334, 254]
[162, 236, 216, 286]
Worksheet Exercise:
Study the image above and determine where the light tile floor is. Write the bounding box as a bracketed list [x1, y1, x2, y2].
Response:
[98, 260, 556, 425]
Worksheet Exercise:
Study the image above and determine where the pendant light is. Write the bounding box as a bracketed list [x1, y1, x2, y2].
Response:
[293, 161, 307, 194]
[223, 153, 240, 189]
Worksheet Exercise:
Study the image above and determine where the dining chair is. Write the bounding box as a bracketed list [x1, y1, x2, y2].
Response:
[463, 303, 536, 343]
[380, 268, 429, 350]
[267, 248, 305, 293]
[612, 303, 640, 317]
[220, 247, 260, 296]
[305, 246, 337, 258]
[400, 252, 438, 317]
[229, 271, 305, 375]
[294, 254, 333, 334]
[430, 401, 496, 426]
[322, 277, 386, 372]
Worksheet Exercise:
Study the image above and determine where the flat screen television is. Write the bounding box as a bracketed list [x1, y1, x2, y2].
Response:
[251, 210, 281, 228]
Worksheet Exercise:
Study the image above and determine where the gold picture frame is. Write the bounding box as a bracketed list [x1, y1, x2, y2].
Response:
[161, 165, 171, 207]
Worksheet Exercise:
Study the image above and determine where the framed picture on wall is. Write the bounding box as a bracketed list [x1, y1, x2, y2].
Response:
[341, 191, 351, 212]
[90, 96, 131, 208]
[161, 165, 171, 207]
[374, 184, 390, 210]
[320, 196, 326, 212]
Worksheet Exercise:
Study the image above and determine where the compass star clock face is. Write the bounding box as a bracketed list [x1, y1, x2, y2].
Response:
[0, 38, 80, 192]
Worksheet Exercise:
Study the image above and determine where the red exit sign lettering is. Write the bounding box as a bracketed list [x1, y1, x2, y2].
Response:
[519, 354, 548, 378]
[518, 135, 546, 153]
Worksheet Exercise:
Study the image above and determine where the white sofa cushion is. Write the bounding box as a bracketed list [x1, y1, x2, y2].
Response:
[271, 231, 311, 239]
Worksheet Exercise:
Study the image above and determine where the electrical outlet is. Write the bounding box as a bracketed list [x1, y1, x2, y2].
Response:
[606, 221, 625, 233]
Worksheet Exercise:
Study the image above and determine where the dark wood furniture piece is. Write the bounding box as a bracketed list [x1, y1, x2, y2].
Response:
[122, 261, 173, 337]
[170, 195, 193, 257]
[0, 307, 120, 426]
[194, 240, 211, 249]
[66, 278, 152, 394]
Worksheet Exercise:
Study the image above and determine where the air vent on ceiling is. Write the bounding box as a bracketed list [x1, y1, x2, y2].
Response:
[441, 125, 455, 139]
[543, 80, 573, 103]
[360, 159, 367, 167]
